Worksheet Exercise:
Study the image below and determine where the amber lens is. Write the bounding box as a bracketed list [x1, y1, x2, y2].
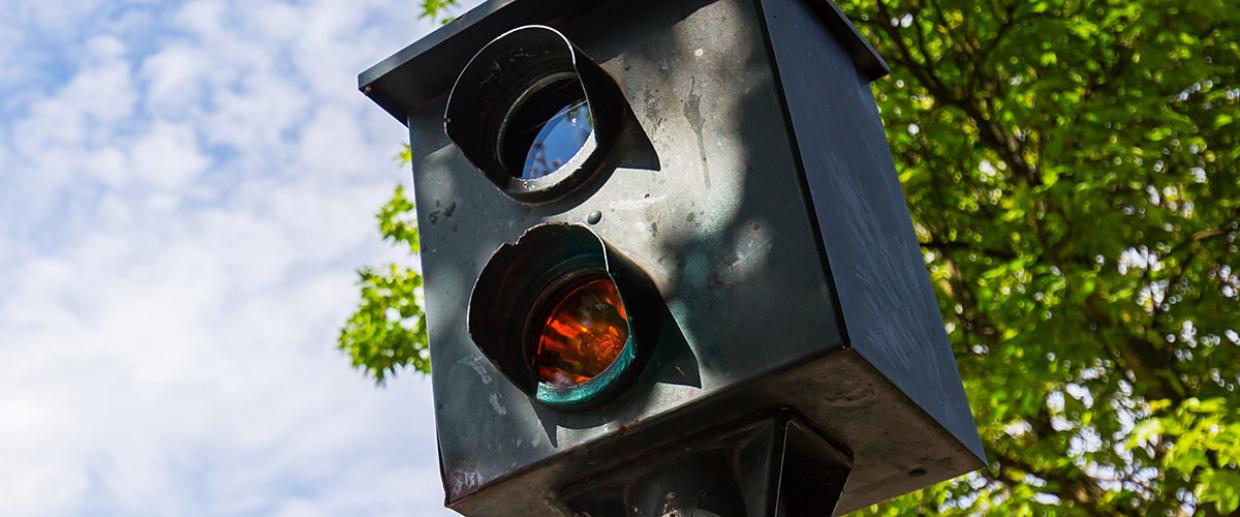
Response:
[533, 277, 629, 387]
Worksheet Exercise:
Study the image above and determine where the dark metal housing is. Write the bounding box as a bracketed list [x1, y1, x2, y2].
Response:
[360, 0, 984, 514]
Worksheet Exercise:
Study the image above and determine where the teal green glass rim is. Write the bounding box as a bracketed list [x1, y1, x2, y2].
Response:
[532, 284, 639, 410]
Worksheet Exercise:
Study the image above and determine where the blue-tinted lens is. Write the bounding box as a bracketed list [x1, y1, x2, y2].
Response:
[502, 79, 593, 180]
[520, 101, 592, 179]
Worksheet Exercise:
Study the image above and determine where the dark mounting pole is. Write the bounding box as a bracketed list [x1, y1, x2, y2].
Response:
[559, 412, 851, 516]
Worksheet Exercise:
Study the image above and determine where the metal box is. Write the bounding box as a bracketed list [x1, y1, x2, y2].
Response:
[360, 0, 984, 514]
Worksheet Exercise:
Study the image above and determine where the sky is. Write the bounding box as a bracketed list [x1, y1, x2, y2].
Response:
[0, 1, 480, 515]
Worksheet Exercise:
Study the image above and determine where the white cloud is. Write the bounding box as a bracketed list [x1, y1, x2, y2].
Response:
[140, 44, 212, 114]
[0, 0, 478, 515]
[132, 121, 211, 189]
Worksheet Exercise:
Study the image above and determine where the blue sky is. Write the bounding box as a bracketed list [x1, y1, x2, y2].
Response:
[0, 1, 478, 515]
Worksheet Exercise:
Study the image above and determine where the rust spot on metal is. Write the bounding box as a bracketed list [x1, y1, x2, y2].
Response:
[445, 461, 487, 501]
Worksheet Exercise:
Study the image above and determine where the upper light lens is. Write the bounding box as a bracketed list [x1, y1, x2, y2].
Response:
[533, 277, 628, 387]
[502, 79, 594, 180]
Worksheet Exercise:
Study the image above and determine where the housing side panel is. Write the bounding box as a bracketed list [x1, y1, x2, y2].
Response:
[756, 0, 985, 462]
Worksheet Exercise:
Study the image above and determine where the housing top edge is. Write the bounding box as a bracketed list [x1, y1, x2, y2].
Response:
[358, 0, 889, 126]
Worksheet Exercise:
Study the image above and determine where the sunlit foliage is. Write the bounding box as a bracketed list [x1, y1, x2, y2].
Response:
[338, 148, 429, 382]
[836, 0, 1240, 514]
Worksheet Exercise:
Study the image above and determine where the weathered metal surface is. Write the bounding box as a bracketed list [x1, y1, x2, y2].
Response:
[357, 0, 983, 514]
[756, 0, 986, 463]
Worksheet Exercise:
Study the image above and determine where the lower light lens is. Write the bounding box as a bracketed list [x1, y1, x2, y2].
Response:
[533, 277, 629, 387]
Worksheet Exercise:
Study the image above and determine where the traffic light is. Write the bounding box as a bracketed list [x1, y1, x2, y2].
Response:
[360, 0, 984, 515]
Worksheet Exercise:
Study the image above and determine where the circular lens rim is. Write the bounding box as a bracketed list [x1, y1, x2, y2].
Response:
[493, 80, 600, 199]
[525, 271, 638, 409]
[497, 74, 596, 182]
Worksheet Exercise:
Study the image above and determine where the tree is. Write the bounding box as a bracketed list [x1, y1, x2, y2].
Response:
[337, 0, 457, 382]
[340, 0, 1240, 513]
[838, 0, 1240, 514]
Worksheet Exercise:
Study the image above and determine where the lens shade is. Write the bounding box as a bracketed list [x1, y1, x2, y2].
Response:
[444, 25, 627, 203]
[533, 277, 628, 387]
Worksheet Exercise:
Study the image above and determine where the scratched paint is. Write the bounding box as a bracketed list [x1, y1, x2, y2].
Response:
[489, 393, 507, 415]
[460, 355, 493, 384]
[682, 77, 710, 189]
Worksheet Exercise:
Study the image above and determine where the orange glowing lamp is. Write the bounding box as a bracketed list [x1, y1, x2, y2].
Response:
[532, 277, 629, 387]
